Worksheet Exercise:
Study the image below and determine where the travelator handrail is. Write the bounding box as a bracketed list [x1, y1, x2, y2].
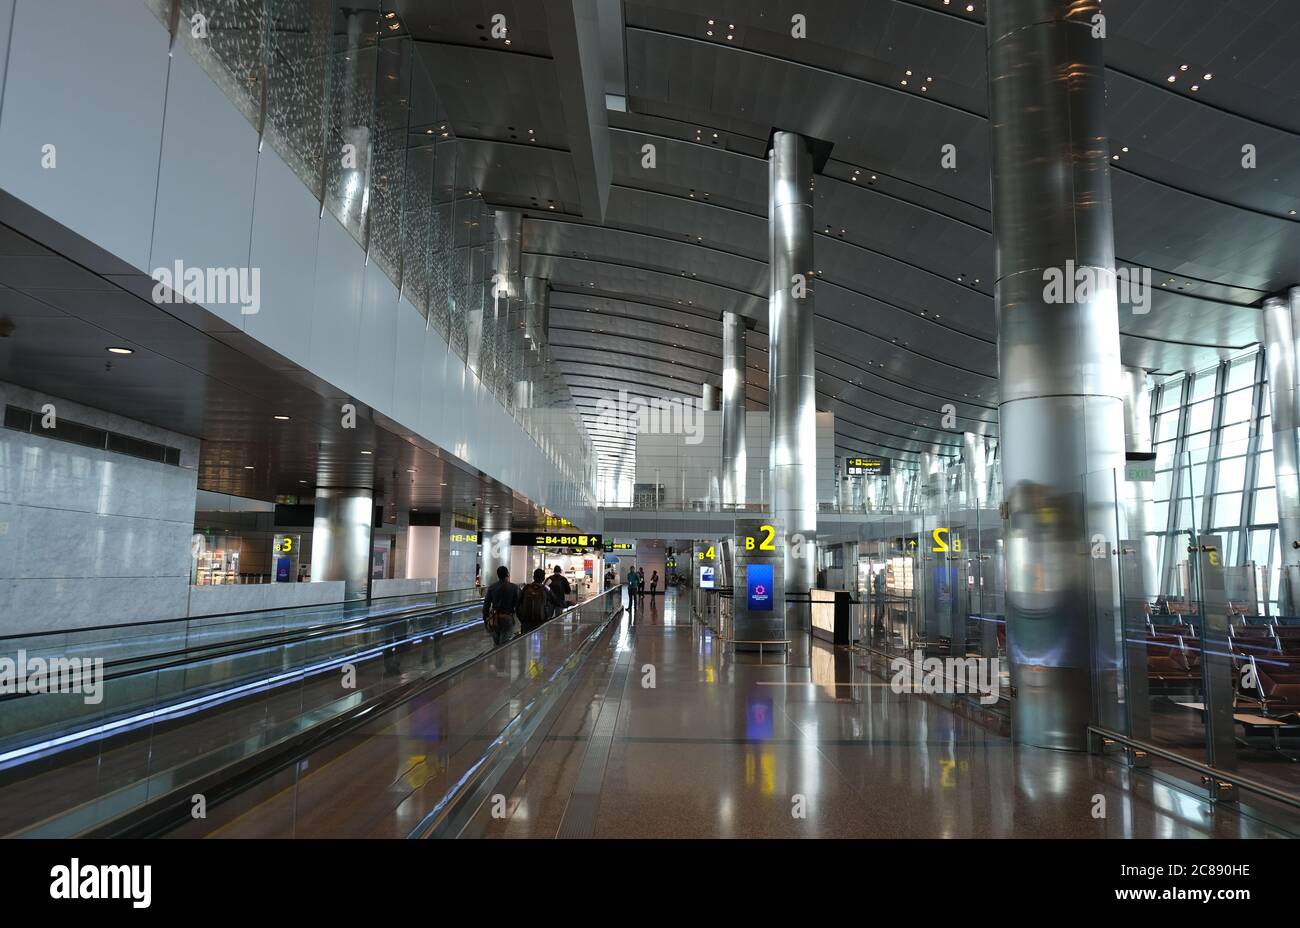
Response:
[0, 594, 484, 696]
[95, 586, 625, 839]
[406, 586, 626, 839]
[0, 597, 487, 772]
[0, 586, 481, 642]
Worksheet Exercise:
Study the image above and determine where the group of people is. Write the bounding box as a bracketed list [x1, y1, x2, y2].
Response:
[480, 564, 574, 646]
[624, 567, 659, 613]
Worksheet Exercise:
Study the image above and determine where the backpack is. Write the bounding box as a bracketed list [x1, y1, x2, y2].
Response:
[519, 583, 548, 629]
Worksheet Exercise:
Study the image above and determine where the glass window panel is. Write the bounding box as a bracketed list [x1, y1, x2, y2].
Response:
[1254, 487, 1278, 525]
[1156, 413, 1180, 443]
[1220, 530, 1239, 566]
[1153, 471, 1171, 500]
[1222, 387, 1253, 425]
[1227, 355, 1257, 392]
[1186, 431, 1213, 451]
[1187, 462, 1208, 498]
[1261, 422, 1272, 451]
[1220, 422, 1251, 452]
[1191, 370, 1217, 402]
[1257, 451, 1274, 486]
[1217, 456, 1247, 492]
[1214, 493, 1241, 528]
[1249, 528, 1273, 564]
[1187, 399, 1214, 434]
[1152, 500, 1169, 528]
[1158, 380, 1184, 412]
[1175, 497, 1196, 531]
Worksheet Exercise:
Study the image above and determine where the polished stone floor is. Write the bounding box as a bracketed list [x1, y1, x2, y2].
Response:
[468, 590, 1298, 838]
[183, 589, 1300, 838]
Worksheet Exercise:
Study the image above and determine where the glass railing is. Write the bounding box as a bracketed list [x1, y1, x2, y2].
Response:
[1081, 435, 1300, 810]
[0, 591, 490, 836]
[159, 586, 626, 838]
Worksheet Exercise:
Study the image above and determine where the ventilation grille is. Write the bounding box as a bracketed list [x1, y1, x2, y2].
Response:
[4, 405, 182, 466]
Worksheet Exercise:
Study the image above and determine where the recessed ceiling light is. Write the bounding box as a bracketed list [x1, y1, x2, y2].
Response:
[1190, 85, 1200, 92]
[360, 450, 372, 455]
[244, 465, 254, 470]
[1203, 73, 1213, 81]
[1179, 64, 1188, 71]
[1167, 75, 1177, 83]
[274, 415, 290, 421]
[107, 346, 133, 355]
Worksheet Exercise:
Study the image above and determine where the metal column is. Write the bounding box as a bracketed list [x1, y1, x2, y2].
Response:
[702, 382, 719, 412]
[767, 131, 818, 614]
[1264, 292, 1300, 614]
[1122, 367, 1159, 596]
[721, 310, 748, 509]
[311, 487, 374, 601]
[988, 0, 1127, 750]
[480, 504, 512, 584]
[1120, 365, 1154, 743]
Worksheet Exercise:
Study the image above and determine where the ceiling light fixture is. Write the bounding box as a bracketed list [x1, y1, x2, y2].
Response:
[107, 346, 133, 355]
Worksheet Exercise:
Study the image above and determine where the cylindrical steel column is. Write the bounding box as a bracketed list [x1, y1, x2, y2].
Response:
[702, 382, 719, 412]
[768, 130, 818, 601]
[311, 487, 374, 600]
[480, 504, 512, 585]
[721, 311, 748, 509]
[989, 0, 1126, 750]
[963, 433, 988, 509]
[1121, 367, 1159, 595]
[1265, 294, 1300, 614]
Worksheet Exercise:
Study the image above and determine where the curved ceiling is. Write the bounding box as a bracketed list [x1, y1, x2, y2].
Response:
[397, 0, 1300, 476]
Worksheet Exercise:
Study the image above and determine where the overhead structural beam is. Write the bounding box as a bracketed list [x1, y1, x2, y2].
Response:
[545, 0, 612, 221]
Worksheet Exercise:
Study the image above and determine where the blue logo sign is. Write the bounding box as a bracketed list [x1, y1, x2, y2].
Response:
[747, 563, 774, 612]
[700, 566, 715, 589]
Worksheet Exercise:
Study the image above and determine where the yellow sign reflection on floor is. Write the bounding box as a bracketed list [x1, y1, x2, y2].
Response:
[744, 749, 776, 795]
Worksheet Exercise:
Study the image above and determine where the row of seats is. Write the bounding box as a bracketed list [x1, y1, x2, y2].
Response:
[1143, 620, 1300, 716]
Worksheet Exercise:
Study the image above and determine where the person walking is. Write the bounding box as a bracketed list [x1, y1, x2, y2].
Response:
[482, 565, 521, 646]
[637, 567, 647, 601]
[649, 570, 659, 598]
[519, 568, 563, 635]
[547, 564, 572, 607]
[626, 566, 641, 618]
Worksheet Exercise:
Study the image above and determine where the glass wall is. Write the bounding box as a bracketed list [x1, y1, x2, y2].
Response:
[1152, 349, 1277, 614]
[142, 0, 596, 498]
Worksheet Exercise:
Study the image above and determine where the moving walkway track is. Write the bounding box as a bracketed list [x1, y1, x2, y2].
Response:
[0, 591, 491, 837]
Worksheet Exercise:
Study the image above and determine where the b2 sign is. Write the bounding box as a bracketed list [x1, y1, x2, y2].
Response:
[747, 563, 774, 612]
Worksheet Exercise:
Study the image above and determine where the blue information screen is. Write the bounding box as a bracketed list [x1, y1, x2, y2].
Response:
[747, 563, 774, 612]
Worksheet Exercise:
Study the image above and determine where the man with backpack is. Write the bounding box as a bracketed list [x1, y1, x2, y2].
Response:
[482, 565, 521, 646]
[519, 568, 564, 635]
